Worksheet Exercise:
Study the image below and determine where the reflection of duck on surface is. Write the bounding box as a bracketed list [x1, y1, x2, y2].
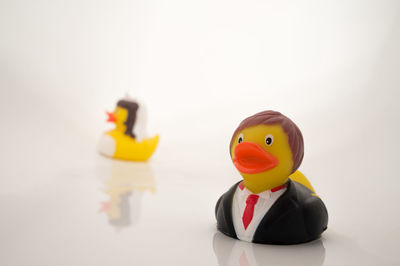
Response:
[99, 161, 155, 229]
[213, 232, 325, 266]
[99, 98, 159, 161]
[215, 111, 328, 244]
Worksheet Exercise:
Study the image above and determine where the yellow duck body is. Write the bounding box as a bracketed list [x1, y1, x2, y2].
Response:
[99, 101, 159, 161]
[105, 130, 159, 161]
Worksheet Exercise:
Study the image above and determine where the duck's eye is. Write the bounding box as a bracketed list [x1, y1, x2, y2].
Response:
[238, 133, 244, 144]
[265, 134, 274, 146]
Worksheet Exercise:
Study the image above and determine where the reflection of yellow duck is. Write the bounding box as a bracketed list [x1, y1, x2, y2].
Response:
[99, 98, 159, 161]
[213, 232, 325, 266]
[99, 161, 156, 228]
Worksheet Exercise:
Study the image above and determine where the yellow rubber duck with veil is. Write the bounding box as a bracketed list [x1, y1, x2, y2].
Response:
[99, 97, 159, 161]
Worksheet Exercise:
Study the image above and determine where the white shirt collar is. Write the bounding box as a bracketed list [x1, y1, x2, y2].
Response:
[237, 181, 287, 200]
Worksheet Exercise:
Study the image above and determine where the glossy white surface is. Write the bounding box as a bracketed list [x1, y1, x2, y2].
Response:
[1, 0, 400, 265]
[1, 137, 400, 266]
[1, 115, 400, 266]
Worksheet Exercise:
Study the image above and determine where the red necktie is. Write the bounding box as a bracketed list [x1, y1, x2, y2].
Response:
[242, 194, 259, 230]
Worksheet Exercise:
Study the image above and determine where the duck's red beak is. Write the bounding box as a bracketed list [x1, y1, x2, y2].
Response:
[106, 111, 117, 122]
[233, 142, 279, 174]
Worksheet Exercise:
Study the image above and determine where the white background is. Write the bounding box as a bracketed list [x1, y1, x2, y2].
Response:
[1, 0, 400, 265]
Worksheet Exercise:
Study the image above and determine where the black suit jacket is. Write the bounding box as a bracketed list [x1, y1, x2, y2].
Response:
[215, 179, 328, 244]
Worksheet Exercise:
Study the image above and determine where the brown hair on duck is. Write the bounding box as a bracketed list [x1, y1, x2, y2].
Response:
[117, 100, 139, 138]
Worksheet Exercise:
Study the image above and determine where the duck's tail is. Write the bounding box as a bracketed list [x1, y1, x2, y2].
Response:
[289, 170, 315, 193]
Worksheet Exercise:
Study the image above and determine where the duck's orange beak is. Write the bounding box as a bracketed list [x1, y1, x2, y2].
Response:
[233, 142, 279, 174]
[106, 111, 117, 122]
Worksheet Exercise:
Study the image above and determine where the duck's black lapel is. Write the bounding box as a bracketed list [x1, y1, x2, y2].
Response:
[215, 181, 240, 239]
[253, 179, 328, 244]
